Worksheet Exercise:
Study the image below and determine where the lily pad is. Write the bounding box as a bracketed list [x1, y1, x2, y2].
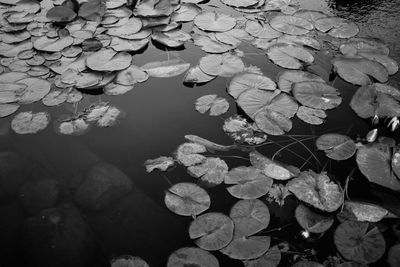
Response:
[295, 204, 334, 233]
[357, 52, 398, 75]
[250, 151, 300, 180]
[192, 35, 234, 54]
[195, 95, 229, 116]
[340, 37, 390, 56]
[356, 142, 400, 191]
[267, 44, 314, 69]
[220, 235, 271, 260]
[11, 111, 50, 134]
[184, 66, 216, 84]
[334, 221, 385, 264]
[314, 17, 359, 38]
[164, 182, 210, 216]
[189, 212, 234, 250]
[292, 261, 324, 267]
[167, 247, 219, 267]
[0, 103, 19, 118]
[115, 65, 149, 86]
[316, 134, 356, 160]
[332, 56, 388, 86]
[224, 166, 273, 199]
[296, 106, 327, 125]
[172, 3, 201, 22]
[228, 72, 276, 99]
[245, 20, 282, 39]
[243, 245, 281, 267]
[175, 142, 207, 167]
[287, 170, 344, 212]
[55, 117, 91, 136]
[267, 184, 291, 207]
[141, 59, 190, 78]
[223, 115, 267, 145]
[187, 157, 228, 186]
[199, 53, 244, 77]
[144, 156, 175, 173]
[111, 255, 149, 267]
[270, 15, 313, 35]
[86, 48, 132, 71]
[33, 36, 74, 52]
[338, 201, 388, 223]
[388, 244, 400, 267]
[254, 109, 293, 135]
[107, 17, 142, 37]
[194, 11, 236, 32]
[292, 81, 342, 110]
[46, 6, 77, 22]
[221, 0, 258, 7]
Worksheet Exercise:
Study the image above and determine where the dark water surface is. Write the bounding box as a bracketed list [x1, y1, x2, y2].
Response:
[1, 0, 400, 266]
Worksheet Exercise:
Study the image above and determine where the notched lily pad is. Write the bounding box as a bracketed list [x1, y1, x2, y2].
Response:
[316, 134, 356, 161]
[195, 95, 229, 116]
[199, 53, 244, 77]
[338, 201, 388, 223]
[175, 142, 207, 167]
[250, 151, 300, 180]
[187, 157, 228, 186]
[295, 204, 334, 233]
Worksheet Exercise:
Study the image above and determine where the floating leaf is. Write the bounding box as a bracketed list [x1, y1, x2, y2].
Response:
[0, 103, 19, 118]
[334, 221, 385, 264]
[225, 166, 273, 199]
[187, 157, 228, 186]
[195, 95, 229, 116]
[267, 44, 314, 69]
[107, 17, 142, 37]
[33, 36, 74, 52]
[115, 65, 149, 86]
[184, 135, 235, 152]
[86, 48, 132, 71]
[79, 0, 107, 21]
[332, 57, 388, 86]
[245, 20, 282, 39]
[292, 261, 324, 267]
[164, 182, 210, 216]
[357, 52, 398, 75]
[134, 0, 173, 18]
[276, 34, 321, 50]
[220, 235, 270, 260]
[292, 81, 342, 110]
[266, 184, 291, 207]
[110, 37, 149, 52]
[192, 35, 234, 53]
[172, 3, 201, 22]
[11, 111, 50, 134]
[184, 66, 216, 84]
[55, 117, 91, 136]
[250, 151, 300, 180]
[315, 17, 359, 38]
[228, 72, 276, 99]
[111, 255, 149, 267]
[0, 40, 33, 58]
[194, 11, 236, 32]
[42, 90, 68, 107]
[199, 54, 244, 77]
[236, 89, 279, 118]
[296, 106, 326, 125]
[295, 204, 334, 233]
[287, 170, 343, 212]
[167, 247, 219, 267]
[141, 59, 190, 78]
[189, 212, 234, 251]
[221, 0, 258, 7]
[243, 245, 281, 267]
[175, 142, 207, 167]
[144, 156, 175, 173]
[388, 244, 400, 267]
[270, 15, 313, 35]
[46, 6, 77, 22]
[340, 37, 390, 56]
[338, 201, 388, 223]
[316, 134, 356, 160]
[356, 142, 400, 191]
[223, 115, 267, 145]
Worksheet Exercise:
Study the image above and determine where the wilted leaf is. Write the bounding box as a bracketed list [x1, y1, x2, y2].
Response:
[175, 142, 207, 167]
[144, 156, 175, 173]
[189, 212, 234, 250]
[266, 184, 291, 207]
[11, 111, 50, 134]
[338, 201, 388, 223]
[334, 221, 385, 264]
[167, 247, 219, 267]
[316, 134, 356, 160]
[250, 151, 300, 180]
[141, 59, 190, 78]
[164, 182, 210, 216]
[295, 204, 334, 233]
[195, 95, 229, 116]
[287, 170, 343, 212]
[223, 115, 267, 145]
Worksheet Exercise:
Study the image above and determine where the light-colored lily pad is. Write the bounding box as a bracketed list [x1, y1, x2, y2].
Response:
[11, 111, 50, 134]
[141, 59, 190, 78]
[316, 134, 356, 160]
[195, 95, 229, 116]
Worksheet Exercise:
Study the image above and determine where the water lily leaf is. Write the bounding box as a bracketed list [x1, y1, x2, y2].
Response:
[266, 184, 291, 207]
[293, 10, 328, 24]
[153, 29, 191, 48]
[86, 48, 132, 71]
[250, 151, 300, 180]
[295, 204, 334, 233]
[175, 142, 207, 167]
[11, 111, 50, 134]
[293, 81, 342, 110]
[220, 236, 270, 260]
[0, 103, 19, 118]
[225, 166, 273, 199]
[293, 261, 324, 267]
[164, 182, 210, 216]
[340, 37, 390, 56]
[14, 77, 51, 104]
[199, 53, 244, 77]
[55, 117, 91, 136]
[194, 11, 236, 32]
[33, 36, 74, 52]
[245, 20, 282, 39]
[110, 37, 149, 52]
[195, 95, 229, 116]
[228, 72, 276, 99]
[270, 15, 313, 35]
[276, 34, 321, 50]
[214, 31, 242, 47]
[236, 89, 280, 118]
[243, 245, 281, 267]
[316, 134, 356, 160]
[167, 247, 219, 267]
[287, 170, 344, 212]
[172, 3, 201, 22]
[46, 6, 76, 22]
[315, 17, 359, 38]
[42, 90, 68, 107]
[111, 255, 149, 267]
[356, 142, 400, 191]
[296, 106, 326, 125]
[192, 35, 234, 53]
[267, 44, 314, 69]
[230, 199, 270, 237]
[144, 156, 175, 173]
[334, 221, 385, 264]
[338, 201, 388, 223]
[1, 31, 31, 44]
[61, 69, 102, 88]
[332, 56, 388, 86]
[254, 108, 293, 135]
[134, 0, 174, 18]
[184, 66, 216, 84]
[79, 0, 106, 21]
[187, 157, 228, 186]
[223, 115, 267, 145]
[107, 17, 142, 37]
[388, 244, 400, 267]
[0, 40, 32, 58]
[221, 0, 258, 7]
[141, 59, 190, 78]
[115, 65, 149, 86]
[357, 52, 398, 75]
[189, 212, 234, 250]
[278, 70, 325, 93]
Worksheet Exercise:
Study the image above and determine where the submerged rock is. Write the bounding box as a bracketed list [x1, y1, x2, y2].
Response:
[74, 162, 133, 210]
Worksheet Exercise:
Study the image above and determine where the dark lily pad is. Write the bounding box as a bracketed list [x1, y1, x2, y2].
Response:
[387, 244, 400, 267]
[46, 6, 77, 22]
[243, 245, 281, 267]
[110, 255, 149, 267]
[334, 221, 385, 264]
[295, 204, 334, 233]
[316, 134, 356, 161]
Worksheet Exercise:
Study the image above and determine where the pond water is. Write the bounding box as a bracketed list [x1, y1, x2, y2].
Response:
[0, 0, 400, 266]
